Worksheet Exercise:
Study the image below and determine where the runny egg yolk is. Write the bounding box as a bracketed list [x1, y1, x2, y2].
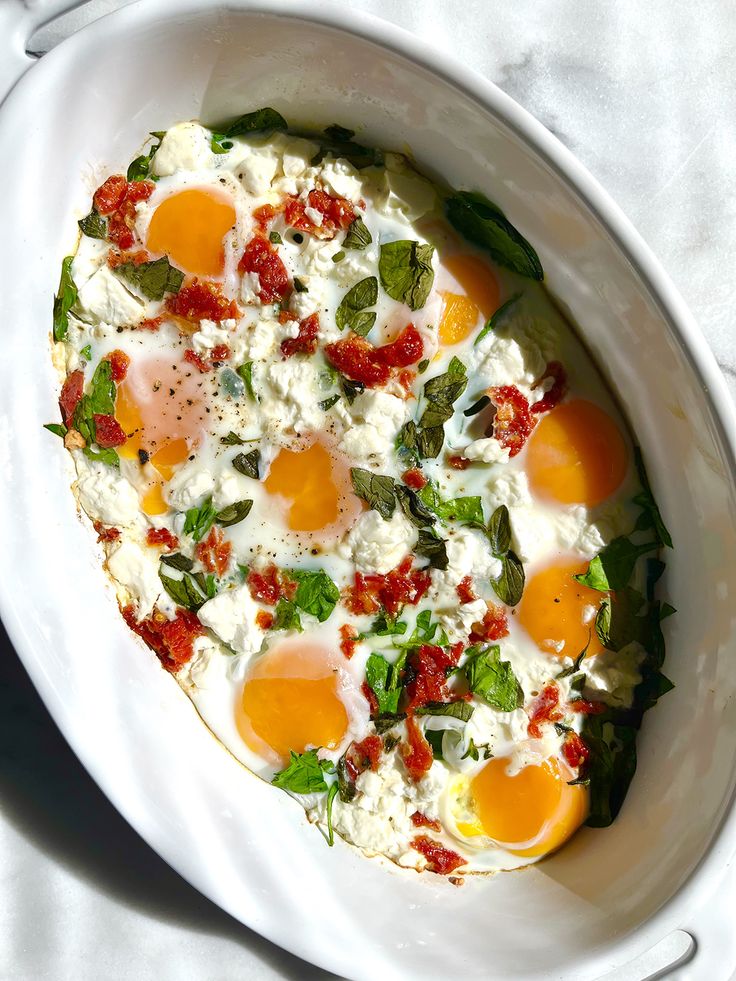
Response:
[526, 399, 628, 507]
[517, 557, 606, 658]
[264, 438, 361, 534]
[438, 254, 500, 346]
[146, 188, 236, 277]
[236, 642, 349, 765]
[115, 354, 206, 515]
[470, 756, 588, 857]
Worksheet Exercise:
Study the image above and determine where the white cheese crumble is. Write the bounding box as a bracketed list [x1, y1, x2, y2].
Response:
[191, 318, 235, 356]
[106, 539, 168, 620]
[259, 359, 323, 440]
[73, 454, 140, 527]
[343, 509, 418, 575]
[431, 526, 502, 604]
[152, 121, 215, 176]
[197, 584, 264, 656]
[165, 465, 216, 512]
[462, 437, 511, 464]
[338, 390, 409, 465]
[74, 265, 145, 329]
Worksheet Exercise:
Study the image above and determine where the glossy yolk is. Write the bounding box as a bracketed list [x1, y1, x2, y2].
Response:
[146, 188, 236, 277]
[526, 399, 628, 507]
[115, 354, 206, 515]
[264, 439, 361, 534]
[236, 642, 349, 764]
[470, 756, 588, 857]
[438, 254, 500, 345]
[518, 558, 606, 658]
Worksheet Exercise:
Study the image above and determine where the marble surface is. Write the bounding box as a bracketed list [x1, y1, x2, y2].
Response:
[3, 1, 736, 979]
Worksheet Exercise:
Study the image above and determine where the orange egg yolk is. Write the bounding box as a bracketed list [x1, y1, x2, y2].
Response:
[264, 439, 361, 534]
[115, 354, 206, 515]
[518, 558, 606, 659]
[236, 642, 349, 764]
[438, 254, 500, 345]
[526, 399, 628, 507]
[471, 756, 588, 857]
[146, 188, 236, 277]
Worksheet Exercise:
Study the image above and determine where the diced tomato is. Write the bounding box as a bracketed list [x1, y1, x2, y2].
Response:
[562, 731, 590, 770]
[246, 564, 296, 605]
[210, 344, 230, 363]
[447, 455, 470, 470]
[489, 385, 534, 458]
[195, 526, 232, 577]
[361, 680, 379, 716]
[374, 324, 423, 368]
[93, 520, 120, 543]
[278, 309, 298, 324]
[107, 249, 150, 269]
[253, 203, 277, 231]
[404, 643, 462, 710]
[93, 414, 126, 448]
[183, 349, 211, 373]
[402, 468, 427, 490]
[122, 604, 205, 673]
[349, 735, 383, 773]
[456, 576, 477, 604]
[93, 175, 127, 215]
[527, 684, 563, 739]
[410, 811, 442, 833]
[325, 325, 424, 388]
[339, 623, 359, 660]
[59, 370, 84, 427]
[469, 603, 509, 642]
[400, 715, 434, 782]
[284, 189, 356, 239]
[93, 177, 154, 249]
[343, 557, 431, 617]
[281, 312, 320, 357]
[411, 835, 466, 875]
[531, 361, 568, 414]
[238, 236, 290, 303]
[569, 698, 607, 715]
[256, 610, 274, 630]
[105, 349, 130, 382]
[166, 279, 240, 324]
[138, 316, 163, 331]
[145, 527, 179, 551]
[397, 368, 416, 397]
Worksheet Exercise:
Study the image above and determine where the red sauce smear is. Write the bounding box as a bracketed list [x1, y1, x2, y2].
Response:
[489, 385, 534, 457]
[468, 603, 509, 643]
[246, 564, 296, 605]
[122, 605, 205, 673]
[93, 520, 120, 543]
[59, 370, 84, 427]
[196, 526, 232, 577]
[410, 811, 442, 833]
[284, 189, 356, 239]
[343, 557, 431, 617]
[93, 176, 154, 250]
[238, 235, 290, 304]
[456, 576, 477, 605]
[562, 731, 590, 770]
[93, 414, 126, 448]
[281, 312, 320, 358]
[530, 361, 567, 414]
[401, 715, 434, 782]
[411, 835, 466, 875]
[404, 643, 463, 710]
[402, 468, 427, 490]
[105, 349, 130, 382]
[166, 279, 240, 325]
[325, 324, 423, 388]
[146, 527, 179, 551]
[527, 683, 563, 739]
[339, 623, 359, 660]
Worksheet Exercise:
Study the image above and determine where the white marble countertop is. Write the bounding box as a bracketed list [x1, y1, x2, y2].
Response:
[2, 1, 735, 979]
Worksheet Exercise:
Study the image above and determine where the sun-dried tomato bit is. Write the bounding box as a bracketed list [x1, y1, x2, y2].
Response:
[569, 698, 606, 716]
[93, 177, 154, 250]
[166, 278, 240, 324]
[343, 557, 431, 617]
[93, 520, 121, 543]
[122, 605, 205, 673]
[456, 576, 477, 604]
[195, 526, 232, 577]
[59, 370, 84, 427]
[562, 731, 590, 770]
[93, 414, 127, 448]
[411, 835, 466, 875]
[105, 349, 131, 382]
[469, 603, 509, 643]
[404, 644, 462, 710]
[238, 235, 290, 304]
[402, 468, 427, 490]
[351, 735, 383, 773]
[281, 312, 320, 358]
[284, 189, 356, 239]
[361, 680, 379, 716]
[256, 610, 274, 631]
[400, 715, 434, 782]
[210, 343, 231, 363]
[252, 203, 278, 231]
[397, 368, 416, 397]
[410, 811, 442, 833]
[246, 564, 296, 605]
[530, 361, 568, 415]
[138, 316, 163, 332]
[447, 454, 470, 471]
[527, 684, 563, 739]
[145, 527, 179, 551]
[489, 385, 534, 458]
[339, 623, 360, 660]
[92, 175, 128, 215]
[375, 324, 424, 368]
[107, 249, 150, 269]
[325, 325, 424, 389]
[183, 348, 211, 373]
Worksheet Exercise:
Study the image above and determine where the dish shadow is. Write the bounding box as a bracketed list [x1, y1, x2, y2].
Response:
[0, 620, 340, 979]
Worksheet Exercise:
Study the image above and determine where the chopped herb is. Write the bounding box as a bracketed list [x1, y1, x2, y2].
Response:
[271, 749, 332, 794]
[378, 240, 435, 311]
[335, 276, 378, 335]
[337, 753, 358, 802]
[236, 362, 257, 401]
[462, 738, 492, 761]
[425, 729, 447, 760]
[215, 499, 253, 527]
[332, 251, 346, 263]
[324, 123, 355, 142]
[394, 484, 436, 529]
[595, 587, 647, 653]
[73, 359, 116, 446]
[632, 447, 673, 547]
[463, 394, 491, 416]
[394, 610, 449, 650]
[78, 209, 107, 239]
[350, 468, 396, 519]
[461, 645, 524, 711]
[365, 652, 406, 714]
[224, 107, 288, 137]
[414, 363, 468, 458]
[418, 481, 484, 527]
[43, 423, 67, 438]
[364, 611, 408, 637]
[126, 131, 165, 181]
[574, 536, 658, 593]
[269, 230, 283, 244]
[160, 553, 194, 572]
[183, 497, 217, 543]
[220, 431, 246, 445]
[83, 446, 120, 468]
[79, 344, 92, 361]
[556, 636, 591, 679]
[417, 359, 430, 374]
[310, 133, 381, 170]
[487, 505, 525, 606]
[446, 190, 543, 280]
[273, 598, 303, 632]
[325, 781, 339, 847]
[415, 701, 474, 722]
[415, 528, 449, 570]
[232, 449, 261, 479]
[318, 394, 341, 411]
[114, 256, 184, 301]
[341, 377, 365, 405]
[290, 569, 340, 622]
[343, 216, 372, 250]
[52, 256, 78, 342]
[487, 504, 512, 556]
[158, 568, 212, 612]
[373, 712, 407, 734]
[210, 132, 234, 154]
[474, 292, 523, 346]
[293, 277, 307, 293]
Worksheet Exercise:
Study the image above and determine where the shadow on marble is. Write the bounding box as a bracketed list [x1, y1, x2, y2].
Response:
[0, 621, 339, 979]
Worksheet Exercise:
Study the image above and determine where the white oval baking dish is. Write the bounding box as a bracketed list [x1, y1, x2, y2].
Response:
[1, 2, 735, 978]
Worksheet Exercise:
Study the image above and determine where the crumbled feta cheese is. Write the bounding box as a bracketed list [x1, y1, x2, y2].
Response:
[338, 390, 409, 465]
[259, 359, 322, 440]
[197, 584, 264, 655]
[344, 509, 417, 575]
[280, 137, 319, 177]
[191, 318, 233, 356]
[486, 470, 533, 510]
[107, 539, 167, 619]
[236, 317, 278, 360]
[75, 265, 145, 328]
[289, 278, 326, 319]
[583, 646, 643, 708]
[165, 465, 216, 511]
[71, 237, 108, 291]
[236, 150, 279, 195]
[462, 437, 511, 464]
[379, 156, 437, 221]
[319, 158, 364, 203]
[212, 469, 254, 511]
[438, 597, 488, 644]
[472, 333, 545, 392]
[431, 527, 502, 604]
[74, 454, 140, 527]
[304, 205, 324, 226]
[331, 246, 378, 287]
[152, 122, 215, 176]
[240, 271, 261, 305]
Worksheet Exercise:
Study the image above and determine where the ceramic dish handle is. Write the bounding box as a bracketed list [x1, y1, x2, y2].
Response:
[0, 0, 89, 103]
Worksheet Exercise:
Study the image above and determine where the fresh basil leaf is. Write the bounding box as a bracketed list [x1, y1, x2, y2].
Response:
[492, 551, 525, 606]
[293, 277, 308, 293]
[232, 449, 261, 479]
[220, 431, 246, 445]
[336, 276, 378, 334]
[337, 752, 358, 802]
[396, 420, 420, 466]
[462, 645, 524, 711]
[417, 359, 430, 374]
[418, 481, 483, 527]
[419, 367, 468, 437]
[210, 132, 234, 154]
[394, 484, 435, 529]
[126, 132, 164, 181]
[44, 423, 67, 438]
[415, 701, 474, 722]
[632, 447, 673, 548]
[272, 749, 332, 794]
[350, 468, 396, 519]
[595, 587, 646, 652]
[378, 240, 435, 311]
[425, 728, 446, 760]
[324, 123, 355, 142]
[159, 569, 209, 611]
[324, 781, 339, 847]
[415, 528, 449, 570]
[341, 377, 365, 405]
[448, 357, 466, 376]
[78, 210, 107, 239]
[215, 499, 253, 527]
[224, 107, 288, 137]
[487, 504, 512, 556]
[115, 256, 184, 301]
[183, 496, 217, 543]
[365, 654, 403, 715]
[310, 134, 381, 170]
[364, 611, 408, 637]
[160, 553, 194, 572]
[574, 537, 658, 593]
[192, 571, 217, 600]
[463, 394, 491, 417]
[394, 609, 448, 650]
[462, 738, 492, 761]
[80, 344, 92, 361]
[236, 362, 257, 401]
[290, 569, 340, 622]
[474, 292, 522, 346]
[581, 714, 638, 827]
[273, 598, 303, 632]
[332, 251, 346, 264]
[446, 191, 543, 280]
[83, 446, 119, 468]
[417, 426, 446, 459]
[269, 230, 283, 244]
[373, 711, 407, 734]
[52, 256, 77, 342]
[73, 359, 117, 445]
[556, 635, 591, 679]
[318, 394, 340, 411]
[343, 216, 372, 250]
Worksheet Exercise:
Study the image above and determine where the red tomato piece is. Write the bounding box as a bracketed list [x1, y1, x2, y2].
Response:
[410, 811, 442, 833]
[527, 684, 563, 739]
[93, 414, 126, 448]
[569, 698, 606, 715]
[562, 731, 590, 770]
[246, 564, 295, 605]
[166, 279, 240, 325]
[411, 835, 466, 875]
[361, 680, 379, 716]
[402, 468, 427, 490]
[324, 335, 391, 387]
[344, 557, 431, 617]
[281, 312, 320, 357]
[253, 203, 277, 231]
[195, 526, 232, 577]
[404, 644, 461, 710]
[489, 385, 534, 458]
[93, 175, 127, 215]
[284, 189, 356, 239]
[105, 349, 130, 382]
[456, 576, 477, 604]
[183, 349, 211, 373]
[138, 316, 163, 331]
[400, 715, 434, 782]
[210, 344, 230, 362]
[339, 623, 359, 660]
[447, 455, 471, 471]
[59, 370, 84, 427]
[530, 361, 568, 414]
[238, 236, 290, 303]
[122, 605, 205, 673]
[374, 324, 424, 368]
[145, 527, 179, 551]
[93, 520, 120, 543]
[256, 610, 274, 630]
[468, 603, 509, 642]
